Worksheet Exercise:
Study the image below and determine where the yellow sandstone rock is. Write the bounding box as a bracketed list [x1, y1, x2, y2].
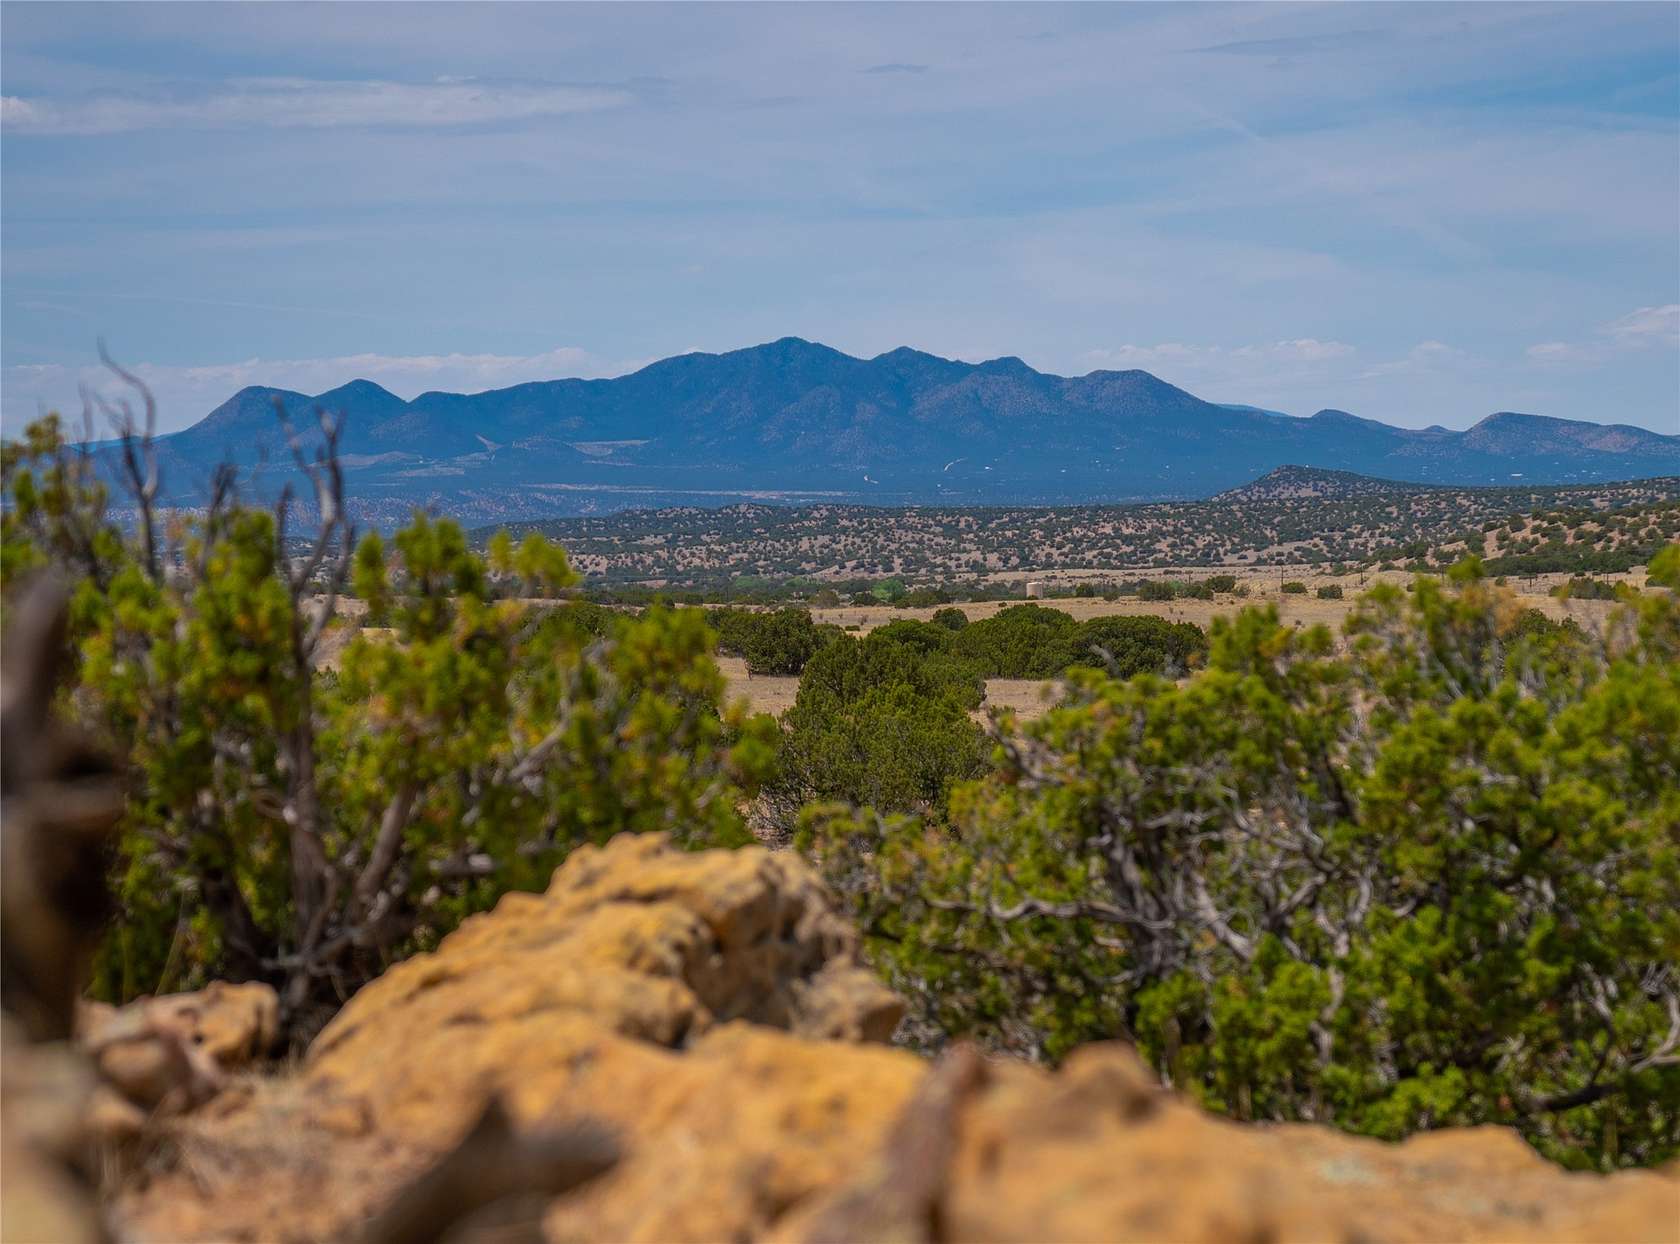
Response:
[110, 833, 1679, 1243]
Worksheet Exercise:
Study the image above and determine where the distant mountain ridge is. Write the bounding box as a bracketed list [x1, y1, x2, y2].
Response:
[110, 337, 1680, 525]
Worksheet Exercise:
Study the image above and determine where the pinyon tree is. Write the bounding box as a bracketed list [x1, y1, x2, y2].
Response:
[804, 556, 1680, 1169]
[2, 382, 773, 1043]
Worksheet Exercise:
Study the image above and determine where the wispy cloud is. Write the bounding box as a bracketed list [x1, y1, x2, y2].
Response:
[1527, 304, 1680, 369]
[1186, 30, 1384, 59]
[862, 63, 929, 75]
[1076, 339, 1356, 410]
[1086, 338, 1354, 373]
[1, 77, 632, 135]
[1603, 304, 1680, 347]
[2, 346, 646, 434]
[1360, 341, 1473, 380]
[9, 286, 381, 320]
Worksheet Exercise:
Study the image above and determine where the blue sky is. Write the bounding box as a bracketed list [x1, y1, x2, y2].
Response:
[3, 1, 1677, 434]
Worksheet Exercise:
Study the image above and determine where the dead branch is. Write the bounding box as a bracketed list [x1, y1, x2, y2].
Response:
[93, 342, 162, 584]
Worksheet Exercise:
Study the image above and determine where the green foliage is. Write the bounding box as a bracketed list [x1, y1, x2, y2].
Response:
[1554, 576, 1618, 601]
[513, 530, 577, 596]
[1649, 542, 1680, 590]
[486, 528, 515, 578]
[1281, 580, 1309, 594]
[2, 414, 126, 604]
[949, 604, 1206, 681]
[1067, 615, 1207, 678]
[708, 606, 829, 675]
[774, 621, 986, 817]
[930, 606, 969, 632]
[1316, 584, 1344, 600]
[953, 604, 1081, 678]
[804, 557, 1680, 1169]
[899, 586, 951, 608]
[3, 416, 773, 1041]
[1118, 576, 1230, 603]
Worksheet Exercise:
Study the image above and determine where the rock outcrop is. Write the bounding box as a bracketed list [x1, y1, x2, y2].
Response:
[74, 981, 280, 1139]
[110, 834, 1678, 1243]
[787, 1042, 1680, 1244]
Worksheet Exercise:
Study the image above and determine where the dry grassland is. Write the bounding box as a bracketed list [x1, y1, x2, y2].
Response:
[325, 571, 1633, 720]
[810, 570, 1628, 637]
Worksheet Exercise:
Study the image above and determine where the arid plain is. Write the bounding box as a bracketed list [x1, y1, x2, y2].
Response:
[719, 566, 1637, 720]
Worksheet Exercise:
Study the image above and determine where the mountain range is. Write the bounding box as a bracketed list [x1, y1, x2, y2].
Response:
[112, 337, 1680, 526]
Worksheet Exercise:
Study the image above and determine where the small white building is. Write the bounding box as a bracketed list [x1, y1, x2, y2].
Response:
[1025, 580, 1046, 599]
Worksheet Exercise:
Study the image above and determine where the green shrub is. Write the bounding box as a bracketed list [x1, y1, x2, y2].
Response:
[804, 554, 1680, 1170]
[952, 604, 1080, 678]
[3, 414, 775, 1044]
[1554, 576, 1618, 601]
[1316, 584, 1344, 600]
[708, 606, 828, 675]
[774, 622, 985, 818]
[930, 606, 970, 632]
[900, 586, 951, 608]
[1068, 615, 1207, 678]
[1281, 580, 1309, 594]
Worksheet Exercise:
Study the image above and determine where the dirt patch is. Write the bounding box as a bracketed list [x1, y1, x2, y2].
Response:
[813, 574, 1624, 638]
[718, 656, 801, 719]
[981, 679, 1060, 722]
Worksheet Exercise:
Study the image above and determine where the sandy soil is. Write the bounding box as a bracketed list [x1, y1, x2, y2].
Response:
[811, 578, 1622, 637]
[720, 655, 1062, 723]
[979, 678, 1061, 722]
[718, 656, 802, 718]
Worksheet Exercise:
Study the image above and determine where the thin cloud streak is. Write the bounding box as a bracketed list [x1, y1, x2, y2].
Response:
[1360, 341, 1473, 381]
[1528, 305, 1680, 370]
[1, 77, 632, 135]
[9, 287, 383, 321]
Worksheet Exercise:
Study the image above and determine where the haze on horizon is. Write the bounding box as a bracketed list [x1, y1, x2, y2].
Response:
[2, 1, 1677, 436]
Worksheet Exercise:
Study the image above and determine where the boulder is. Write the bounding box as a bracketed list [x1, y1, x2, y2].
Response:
[785, 1042, 1679, 1244]
[77, 981, 280, 1123]
[304, 832, 904, 1145]
[110, 833, 1678, 1243]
